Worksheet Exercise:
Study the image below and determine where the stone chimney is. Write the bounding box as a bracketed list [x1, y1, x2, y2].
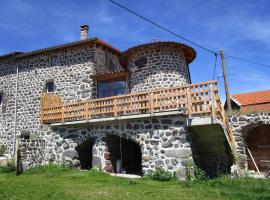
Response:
[80, 25, 89, 40]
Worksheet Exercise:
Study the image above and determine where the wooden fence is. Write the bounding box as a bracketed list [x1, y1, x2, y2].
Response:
[40, 80, 221, 124]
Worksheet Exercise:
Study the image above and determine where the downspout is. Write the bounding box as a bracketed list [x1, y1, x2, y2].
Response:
[13, 64, 19, 157]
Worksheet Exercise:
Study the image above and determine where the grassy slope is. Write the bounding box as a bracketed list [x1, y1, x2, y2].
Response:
[0, 166, 269, 200]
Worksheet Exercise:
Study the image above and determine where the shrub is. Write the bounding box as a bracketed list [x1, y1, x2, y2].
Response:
[194, 165, 208, 181]
[146, 168, 176, 181]
[0, 145, 6, 156]
[0, 160, 16, 173]
[185, 159, 208, 181]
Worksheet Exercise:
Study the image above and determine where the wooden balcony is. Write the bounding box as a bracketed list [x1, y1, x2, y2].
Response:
[40, 80, 223, 125]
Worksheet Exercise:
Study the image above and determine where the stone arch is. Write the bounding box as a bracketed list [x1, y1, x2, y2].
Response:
[75, 137, 96, 170]
[105, 133, 143, 175]
[229, 113, 270, 171]
[243, 123, 270, 172]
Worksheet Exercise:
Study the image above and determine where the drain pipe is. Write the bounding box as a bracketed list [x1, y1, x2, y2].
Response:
[13, 64, 19, 157]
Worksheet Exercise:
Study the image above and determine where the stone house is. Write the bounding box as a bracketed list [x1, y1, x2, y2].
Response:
[227, 90, 270, 175]
[230, 90, 270, 113]
[0, 25, 249, 178]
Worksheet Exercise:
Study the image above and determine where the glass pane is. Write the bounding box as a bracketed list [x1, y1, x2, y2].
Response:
[46, 82, 55, 92]
[98, 80, 126, 98]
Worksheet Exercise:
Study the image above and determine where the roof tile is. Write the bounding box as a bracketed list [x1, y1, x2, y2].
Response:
[231, 90, 270, 106]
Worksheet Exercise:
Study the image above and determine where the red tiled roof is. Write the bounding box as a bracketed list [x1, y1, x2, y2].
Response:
[231, 90, 270, 106]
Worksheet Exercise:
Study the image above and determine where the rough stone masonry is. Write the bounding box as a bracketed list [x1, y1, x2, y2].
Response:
[0, 26, 205, 178]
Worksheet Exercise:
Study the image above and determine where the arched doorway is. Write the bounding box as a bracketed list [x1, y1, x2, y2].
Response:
[247, 125, 270, 172]
[76, 138, 95, 170]
[106, 135, 142, 175]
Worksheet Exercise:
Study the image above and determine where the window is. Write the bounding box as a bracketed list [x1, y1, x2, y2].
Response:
[98, 80, 126, 98]
[135, 57, 147, 68]
[0, 93, 2, 106]
[45, 81, 55, 93]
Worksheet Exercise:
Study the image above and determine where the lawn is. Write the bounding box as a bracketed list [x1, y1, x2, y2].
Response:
[0, 165, 269, 200]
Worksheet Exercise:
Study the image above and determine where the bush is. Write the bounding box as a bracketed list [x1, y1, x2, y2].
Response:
[185, 159, 208, 181]
[0, 160, 16, 173]
[146, 168, 176, 181]
[0, 145, 6, 156]
[194, 165, 208, 181]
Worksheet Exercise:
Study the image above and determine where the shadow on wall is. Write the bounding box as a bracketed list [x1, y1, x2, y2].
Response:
[75, 138, 95, 170]
[106, 134, 142, 175]
[246, 124, 270, 173]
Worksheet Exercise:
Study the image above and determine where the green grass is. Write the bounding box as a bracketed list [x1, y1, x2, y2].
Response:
[0, 165, 269, 200]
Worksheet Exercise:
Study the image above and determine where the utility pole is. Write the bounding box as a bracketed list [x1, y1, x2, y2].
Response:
[220, 49, 232, 111]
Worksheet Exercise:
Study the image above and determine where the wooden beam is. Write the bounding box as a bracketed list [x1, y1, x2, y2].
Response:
[247, 147, 261, 174]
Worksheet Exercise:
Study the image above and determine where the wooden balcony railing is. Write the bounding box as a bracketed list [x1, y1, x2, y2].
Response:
[40, 80, 222, 124]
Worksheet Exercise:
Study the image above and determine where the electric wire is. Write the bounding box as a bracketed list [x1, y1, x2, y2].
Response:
[212, 53, 218, 80]
[108, 0, 217, 54]
[108, 0, 270, 74]
[227, 55, 270, 69]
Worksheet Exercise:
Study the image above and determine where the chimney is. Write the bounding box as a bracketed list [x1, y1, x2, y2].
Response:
[80, 25, 89, 40]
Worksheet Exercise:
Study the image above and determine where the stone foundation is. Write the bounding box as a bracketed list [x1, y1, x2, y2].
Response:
[19, 115, 195, 175]
[228, 112, 270, 169]
[18, 139, 45, 170]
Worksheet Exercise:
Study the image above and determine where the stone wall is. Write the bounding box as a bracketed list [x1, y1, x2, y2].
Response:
[126, 45, 190, 93]
[18, 139, 45, 170]
[228, 112, 270, 169]
[39, 115, 195, 175]
[0, 44, 122, 156]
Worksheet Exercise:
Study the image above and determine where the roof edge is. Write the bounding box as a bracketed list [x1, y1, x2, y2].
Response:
[0, 37, 122, 61]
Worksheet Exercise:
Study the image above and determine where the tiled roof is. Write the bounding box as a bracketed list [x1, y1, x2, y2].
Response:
[0, 38, 122, 60]
[120, 41, 196, 66]
[231, 90, 270, 106]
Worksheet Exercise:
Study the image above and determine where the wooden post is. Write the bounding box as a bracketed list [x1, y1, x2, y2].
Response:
[186, 88, 192, 119]
[149, 92, 154, 115]
[113, 98, 118, 117]
[220, 49, 232, 112]
[61, 105, 64, 123]
[210, 84, 216, 119]
[84, 102, 89, 120]
[247, 147, 261, 174]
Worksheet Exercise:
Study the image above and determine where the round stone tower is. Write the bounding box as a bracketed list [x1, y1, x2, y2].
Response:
[120, 42, 196, 92]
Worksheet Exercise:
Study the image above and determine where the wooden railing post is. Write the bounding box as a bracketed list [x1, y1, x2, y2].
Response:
[61, 105, 65, 123]
[186, 87, 192, 119]
[210, 84, 216, 119]
[113, 98, 118, 117]
[149, 92, 154, 115]
[84, 102, 89, 120]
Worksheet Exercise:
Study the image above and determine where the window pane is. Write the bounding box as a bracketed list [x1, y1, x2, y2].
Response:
[98, 80, 126, 98]
[46, 82, 55, 92]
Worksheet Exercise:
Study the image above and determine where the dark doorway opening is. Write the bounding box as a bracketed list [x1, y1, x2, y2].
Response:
[106, 135, 142, 175]
[76, 138, 95, 170]
[247, 125, 270, 173]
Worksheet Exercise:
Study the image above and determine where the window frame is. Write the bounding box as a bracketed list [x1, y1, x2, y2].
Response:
[0, 93, 3, 106]
[97, 79, 127, 98]
[45, 81, 55, 93]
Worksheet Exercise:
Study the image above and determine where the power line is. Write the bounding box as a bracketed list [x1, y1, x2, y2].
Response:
[108, 0, 217, 54]
[212, 53, 218, 80]
[108, 0, 270, 71]
[227, 55, 270, 69]
[217, 73, 270, 80]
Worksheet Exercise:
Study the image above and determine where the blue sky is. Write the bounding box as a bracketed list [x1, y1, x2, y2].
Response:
[1, 0, 270, 101]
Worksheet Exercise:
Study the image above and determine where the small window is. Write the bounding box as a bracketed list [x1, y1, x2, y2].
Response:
[135, 57, 147, 68]
[45, 81, 55, 93]
[98, 80, 126, 98]
[0, 93, 3, 106]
